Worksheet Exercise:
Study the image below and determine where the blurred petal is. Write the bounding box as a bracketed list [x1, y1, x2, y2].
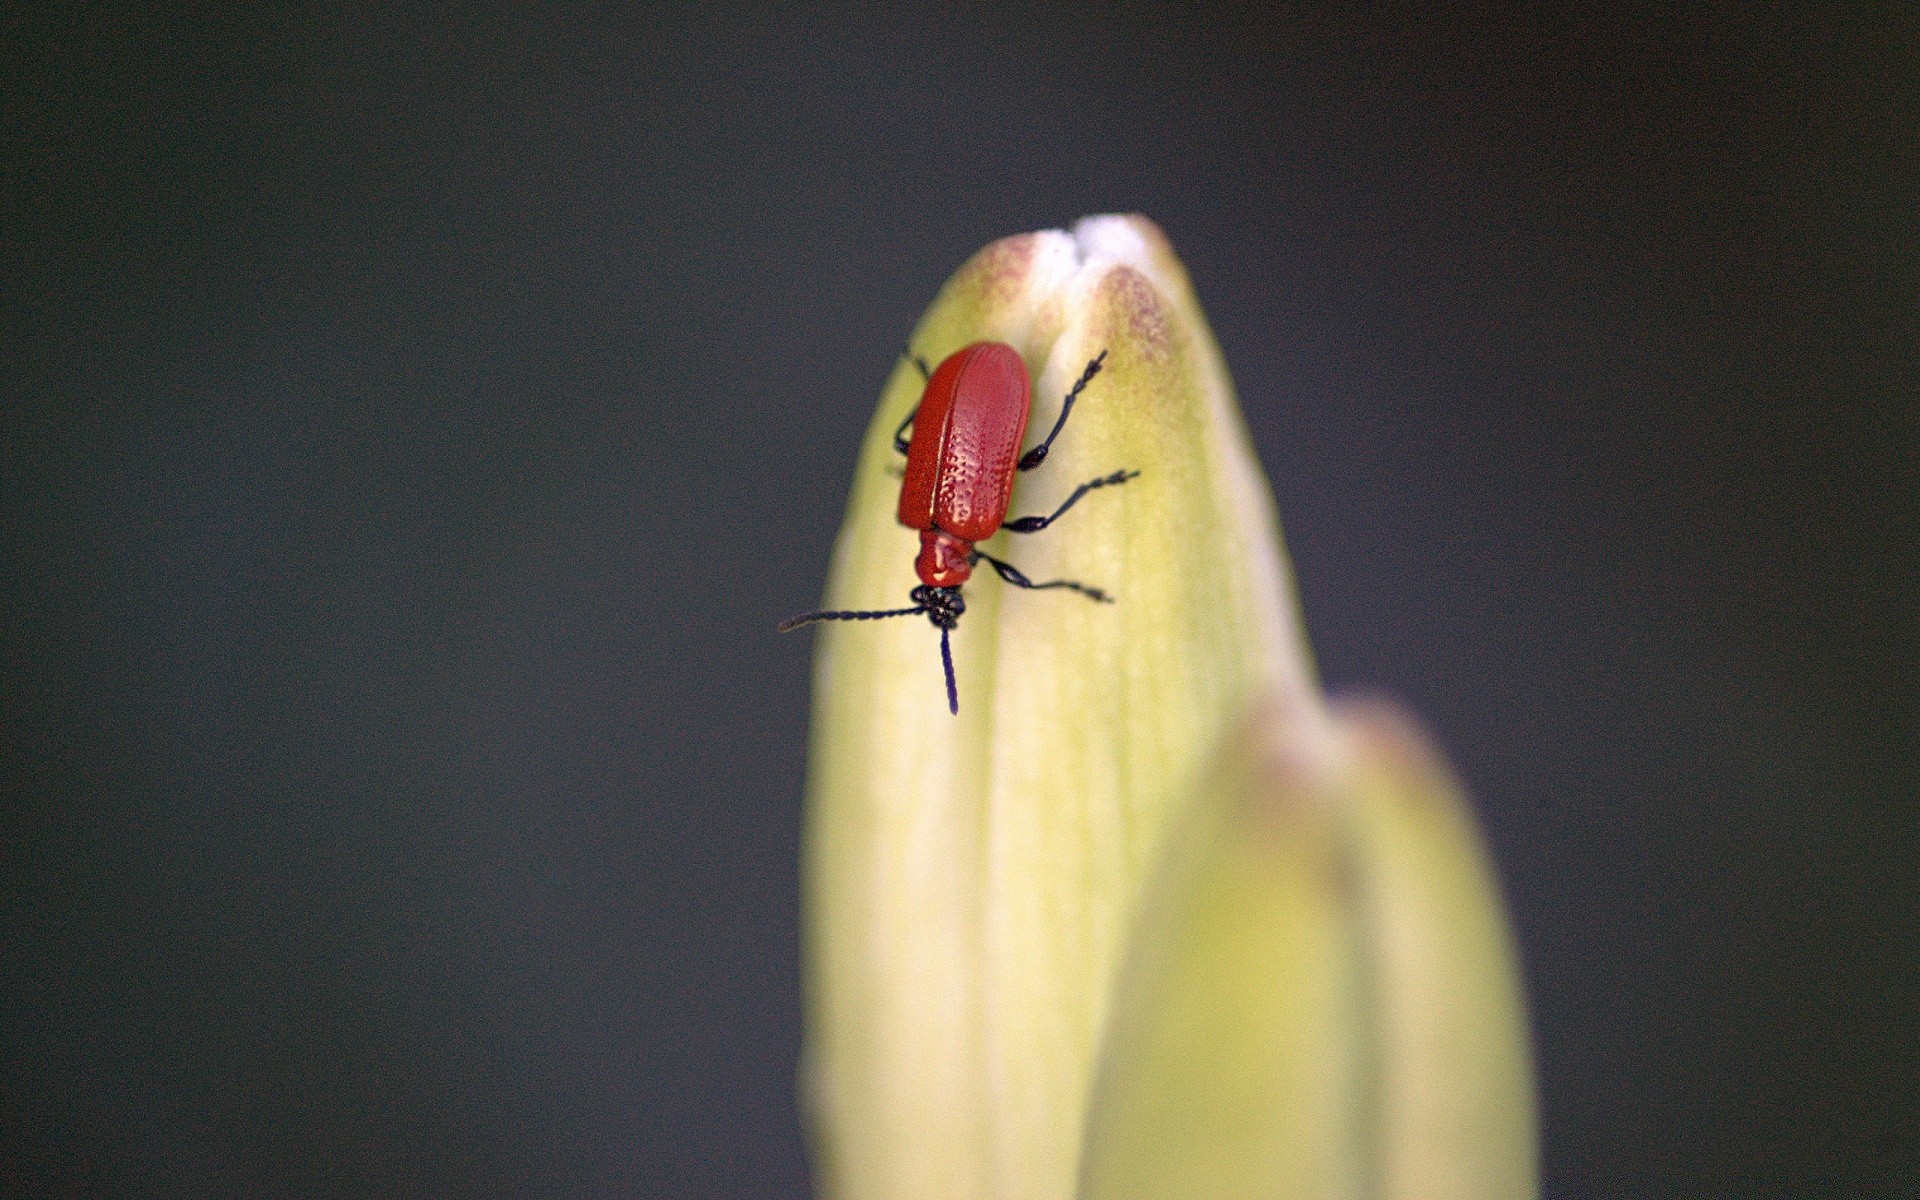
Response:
[1338, 697, 1538, 1200]
[1078, 697, 1538, 1200]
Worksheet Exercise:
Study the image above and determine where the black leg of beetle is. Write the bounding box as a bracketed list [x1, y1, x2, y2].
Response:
[969, 549, 1113, 603]
[1003, 469, 1139, 534]
[1018, 349, 1107, 471]
[892, 404, 919, 457]
[890, 351, 931, 456]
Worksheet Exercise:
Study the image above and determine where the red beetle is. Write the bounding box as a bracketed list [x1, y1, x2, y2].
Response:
[781, 342, 1137, 712]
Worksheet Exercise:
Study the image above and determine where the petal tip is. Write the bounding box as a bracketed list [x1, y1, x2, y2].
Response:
[1331, 692, 1469, 805]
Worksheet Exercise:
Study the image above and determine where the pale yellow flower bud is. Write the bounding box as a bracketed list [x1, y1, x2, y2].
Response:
[793, 215, 1533, 1200]
[1079, 696, 1537, 1200]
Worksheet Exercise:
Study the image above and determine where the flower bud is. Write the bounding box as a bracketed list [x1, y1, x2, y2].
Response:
[793, 216, 1532, 1200]
[1079, 696, 1537, 1200]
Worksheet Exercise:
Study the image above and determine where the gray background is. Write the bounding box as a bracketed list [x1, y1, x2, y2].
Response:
[5, 5, 1914, 1197]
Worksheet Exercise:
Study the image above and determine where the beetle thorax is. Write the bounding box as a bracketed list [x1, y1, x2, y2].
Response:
[914, 528, 973, 588]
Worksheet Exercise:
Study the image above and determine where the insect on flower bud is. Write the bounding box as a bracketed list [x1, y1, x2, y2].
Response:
[790, 215, 1533, 1200]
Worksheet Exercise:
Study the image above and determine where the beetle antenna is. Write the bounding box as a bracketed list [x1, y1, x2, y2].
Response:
[939, 626, 957, 714]
[777, 604, 925, 632]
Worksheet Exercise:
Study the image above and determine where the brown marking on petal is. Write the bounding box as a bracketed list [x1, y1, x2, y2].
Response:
[1096, 265, 1173, 364]
[953, 232, 1039, 309]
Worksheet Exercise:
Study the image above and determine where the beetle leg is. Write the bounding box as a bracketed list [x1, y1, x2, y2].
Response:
[1018, 349, 1107, 470]
[889, 349, 932, 457]
[1003, 468, 1138, 534]
[969, 548, 1113, 603]
[892, 403, 919, 457]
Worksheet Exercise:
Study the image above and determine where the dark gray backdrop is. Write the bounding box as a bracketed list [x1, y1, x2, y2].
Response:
[5, 5, 1914, 1197]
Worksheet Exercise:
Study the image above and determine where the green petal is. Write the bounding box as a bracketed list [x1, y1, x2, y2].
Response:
[798, 215, 1320, 1200]
[1078, 698, 1538, 1200]
[1339, 698, 1539, 1200]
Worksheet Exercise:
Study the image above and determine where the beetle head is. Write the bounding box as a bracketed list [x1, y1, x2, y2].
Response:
[910, 584, 965, 630]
